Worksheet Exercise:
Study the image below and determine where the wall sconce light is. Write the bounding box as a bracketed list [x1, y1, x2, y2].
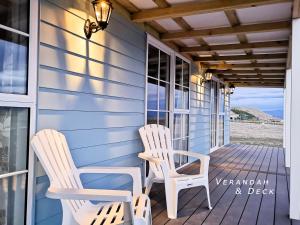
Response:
[84, 0, 113, 39]
[204, 73, 213, 81]
[229, 84, 235, 94]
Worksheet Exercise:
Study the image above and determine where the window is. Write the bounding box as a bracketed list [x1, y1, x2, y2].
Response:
[210, 81, 218, 149]
[173, 57, 190, 166]
[218, 85, 225, 146]
[0, 107, 29, 225]
[0, 0, 38, 225]
[147, 44, 171, 126]
[146, 37, 191, 167]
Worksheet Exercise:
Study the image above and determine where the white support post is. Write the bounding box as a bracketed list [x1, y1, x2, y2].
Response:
[284, 69, 291, 168]
[290, 18, 300, 220]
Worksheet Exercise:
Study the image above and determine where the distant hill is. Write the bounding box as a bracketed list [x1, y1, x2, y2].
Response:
[231, 107, 281, 122]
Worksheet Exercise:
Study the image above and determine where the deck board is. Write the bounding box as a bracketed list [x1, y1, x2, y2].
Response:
[151, 144, 293, 225]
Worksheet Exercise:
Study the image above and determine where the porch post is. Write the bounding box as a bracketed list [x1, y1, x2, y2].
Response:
[284, 69, 291, 168]
[290, 17, 300, 220]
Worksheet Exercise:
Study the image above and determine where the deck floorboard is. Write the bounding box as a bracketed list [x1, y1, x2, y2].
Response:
[151, 144, 293, 225]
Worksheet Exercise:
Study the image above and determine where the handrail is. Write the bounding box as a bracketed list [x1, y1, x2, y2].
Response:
[0, 170, 28, 179]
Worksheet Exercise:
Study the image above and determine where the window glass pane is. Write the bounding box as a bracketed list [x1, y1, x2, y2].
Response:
[183, 114, 189, 137]
[0, 29, 28, 94]
[175, 57, 182, 85]
[173, 114, 181, 139]
[175, 85, 183, 109]
[147, 111, 157, 124]
[182, 61, 190, 87]
[0, 107, 29, 175]
[160, 51, 170, 82]
[159, 112, 169, 126]
[0, 173, 27, 225]
[159, 82, 169, 110]
[0, 0, 29, 33]
[147, 78, 158, 110]
[183, 87, 189, 109]
[148, 45, 159, 78]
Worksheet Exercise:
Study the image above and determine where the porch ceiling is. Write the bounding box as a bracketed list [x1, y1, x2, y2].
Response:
[115, 0, 297, 87]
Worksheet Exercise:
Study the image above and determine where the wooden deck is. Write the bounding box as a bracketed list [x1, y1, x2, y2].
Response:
[150, 144, 300, 225]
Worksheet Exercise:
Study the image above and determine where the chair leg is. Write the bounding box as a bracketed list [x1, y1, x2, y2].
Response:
[145, 170, 155, 195]
[165, 184, 178, 219]
[205, 183, 212, 210]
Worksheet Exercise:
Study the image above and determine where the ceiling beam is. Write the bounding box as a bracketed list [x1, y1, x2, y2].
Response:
[227, 79, 285, 82]
[208, 63, 286, 69]
[193, 53, 287, 61]
[209, 69, 286, 74]
[180, 40, 288, 53]
[233, 83, 284, 87]
[219, 75, 285, 79]
[161, 21, 290, 41]
[131, 0, 291, 22]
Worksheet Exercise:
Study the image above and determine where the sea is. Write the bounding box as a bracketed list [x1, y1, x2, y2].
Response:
[263, 110, 283, 119]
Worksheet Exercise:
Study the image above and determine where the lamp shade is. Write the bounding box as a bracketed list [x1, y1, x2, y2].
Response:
[92, 0, 113, 30]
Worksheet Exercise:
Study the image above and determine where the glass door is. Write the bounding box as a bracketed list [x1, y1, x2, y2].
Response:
[210, 81, 218, 151]
[0, 0, 38, 224]
[218, 85, 225, 146]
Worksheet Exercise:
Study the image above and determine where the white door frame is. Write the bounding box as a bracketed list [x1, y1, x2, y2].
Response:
[0, 0, 39, 224]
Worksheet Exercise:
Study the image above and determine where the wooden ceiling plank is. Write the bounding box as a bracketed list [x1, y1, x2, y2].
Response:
[210, 69, 286, 74]
[161, 21, 291, 41]
[180, 40, 288, 53]
[194, 53, 287, 61]
[219, 75, 285, 79]
[213, 62, 286, 68]
[132, 0, 292, 22]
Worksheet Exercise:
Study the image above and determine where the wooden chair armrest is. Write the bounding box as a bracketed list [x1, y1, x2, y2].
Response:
[138, 152, 163, 164]
[46, 187, 132, 202]
[77, 167, 142, 196]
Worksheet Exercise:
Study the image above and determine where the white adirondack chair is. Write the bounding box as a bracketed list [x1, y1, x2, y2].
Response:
[138, 124, 212, 219]
[31, 129, 152, 225]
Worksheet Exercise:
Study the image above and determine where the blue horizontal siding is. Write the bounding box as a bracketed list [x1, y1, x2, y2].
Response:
[35, 0, 146, 224]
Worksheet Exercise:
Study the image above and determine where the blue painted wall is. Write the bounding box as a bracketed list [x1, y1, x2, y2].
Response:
[35, 0, 146, 224]
[189, 75, 211, 155]
[35, 1, 230, 224]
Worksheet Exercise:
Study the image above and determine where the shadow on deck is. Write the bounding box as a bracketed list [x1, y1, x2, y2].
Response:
[150, 144, 299, 225]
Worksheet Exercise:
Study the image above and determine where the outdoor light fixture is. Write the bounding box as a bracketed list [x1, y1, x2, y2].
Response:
[229, 84, 235, 94]
[84, 0, 113, 39]
[204, 73, 213, 81]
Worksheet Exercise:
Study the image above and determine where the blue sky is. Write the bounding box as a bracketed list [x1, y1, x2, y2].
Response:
[231, 88, 284, 113]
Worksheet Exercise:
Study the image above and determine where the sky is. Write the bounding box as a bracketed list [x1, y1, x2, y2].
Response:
[230, 87, 284, 117]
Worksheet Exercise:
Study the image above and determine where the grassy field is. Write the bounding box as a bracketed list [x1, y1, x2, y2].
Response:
[230, 121, 283, 147]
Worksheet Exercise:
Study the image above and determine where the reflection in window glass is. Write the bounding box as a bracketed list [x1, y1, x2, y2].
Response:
[0, 174, 27, 225]
[182, 62, 190, 87]
[175, 85, 183, 109]
[147, 78, 158, 110]
[175, 57, 182, 85]
[159, 112, 169, 126]
[0, 29, 28, 94]
[159, 82, 169, 110]
[147, 44, 170, 125]
[173, 114, 181, 139]
[0, 107, 29, 175]
[147, 44, 159, 78]
[0, 0, 29, 33]
[147, 111, 157, 125]
[160, 51, 170, 82]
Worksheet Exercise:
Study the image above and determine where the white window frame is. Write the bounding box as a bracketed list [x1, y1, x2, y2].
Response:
[0, 1, 39, 225]
[209, 78, 226, 153]
[145, 34, 191, 168]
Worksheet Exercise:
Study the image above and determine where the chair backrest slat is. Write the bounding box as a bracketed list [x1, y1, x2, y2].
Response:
[31, 129, 85, 214]
[139, 125, 176, 179]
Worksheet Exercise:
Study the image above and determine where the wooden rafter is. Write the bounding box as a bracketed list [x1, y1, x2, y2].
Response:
[161, 21, 290, 41]
[293, 0, 300, 18]
[131, 0, 291, 22]
[209, 63, 286, 68]
[180, 40, 288, 53]
[226, 79, 285, 82]
[194, 53, 287, 61]
[218, 75, 285, 79]
[210, 69, 286, 74]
